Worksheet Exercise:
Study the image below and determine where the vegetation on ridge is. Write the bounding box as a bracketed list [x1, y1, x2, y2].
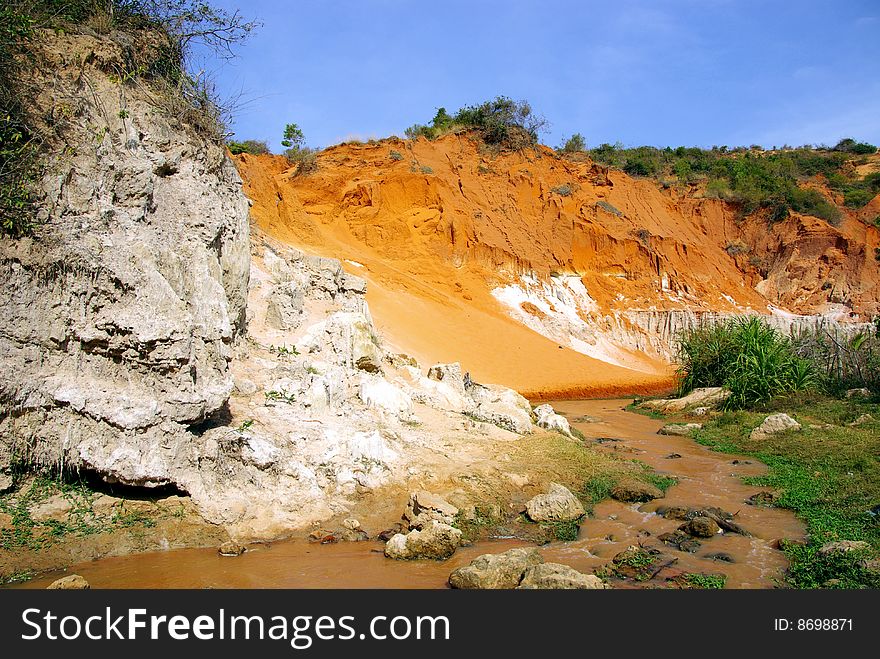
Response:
[582, 140, 878, 225]
[405, 97, 548, 149]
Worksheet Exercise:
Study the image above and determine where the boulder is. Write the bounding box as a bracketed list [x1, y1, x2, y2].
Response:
[533, 404, 573, 437]
[448, 547, 544, 589]
[747, 491, 778, 506]
[308, 529, 338, 544]
[0, 472, 12, 494]
[818, 540, 872, 556]
[525, 483, 585, 522]
[47, 574, 90, 590]
[31, 495, 74, 522]
[680, 516, 720, 538]
[339, 528, 370, 542]
[641, 388, 730, 412]
[704, 552, 735, 563]
[656, 505, 692, 521]
[343, 518, 361, 530]
[658, 530, 702, 553]
[218, 541, 247, 557]
[384, 520, 462, 560]
[610, 480, 663, 503]
[468, 384, 533, 434]
[517, 563, 609, 590]
[750, 413, 800, 440]
[658, 423, 702, 436]
[845, 388, 871, 399]
[403, 491, 459, 530]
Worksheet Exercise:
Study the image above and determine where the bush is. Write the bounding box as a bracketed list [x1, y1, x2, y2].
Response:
[558, 133, 586, 153]
[285, 146, 317, 175]
[676, 317, 816, 409]
[226, 139, 269, 155]
[406, 97, 547, 149]
[550, 183, 572, 196]
[833, 138, 877, 155]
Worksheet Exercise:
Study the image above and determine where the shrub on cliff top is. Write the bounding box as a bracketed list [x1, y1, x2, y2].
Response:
[405, 97, 547, 149]
[227, 139, 269, 155]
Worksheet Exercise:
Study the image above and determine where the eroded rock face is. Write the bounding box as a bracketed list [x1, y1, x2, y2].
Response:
[468, 385, 534, 434]
[0, 30, 249, 485]
[525, 483, 585, 522]
[750, 413, 801, 440]
[448, 547, 544, 589]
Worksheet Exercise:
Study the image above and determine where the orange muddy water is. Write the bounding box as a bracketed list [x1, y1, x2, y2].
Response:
[12, 400, 804, 589]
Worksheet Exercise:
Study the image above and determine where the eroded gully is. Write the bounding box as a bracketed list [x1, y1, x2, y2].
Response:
[12, 399, 805, 589]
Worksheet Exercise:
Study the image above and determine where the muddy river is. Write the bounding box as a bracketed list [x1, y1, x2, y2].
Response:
[11, 399, 804, 589]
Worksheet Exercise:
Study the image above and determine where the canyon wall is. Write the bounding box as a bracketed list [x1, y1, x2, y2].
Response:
[236, 135, 880, 395]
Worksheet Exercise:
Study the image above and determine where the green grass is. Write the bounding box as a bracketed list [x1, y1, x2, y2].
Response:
[579, 474, 618, 513]
[683, 573, 727, 589]
[541, 519, 581, 541]
[692, 394, 880, 588]
[0, 471, 164, 553]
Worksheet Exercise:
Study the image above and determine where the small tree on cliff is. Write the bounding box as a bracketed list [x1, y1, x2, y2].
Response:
[280, 122, 316, 175]
[281, 123, 305, 149]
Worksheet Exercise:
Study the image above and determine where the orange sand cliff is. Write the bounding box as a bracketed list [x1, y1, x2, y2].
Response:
[233, 135, 880, 397]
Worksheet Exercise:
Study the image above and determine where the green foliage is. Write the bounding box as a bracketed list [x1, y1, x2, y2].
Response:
[541, 519, 581, 541]
[558, 133, 586, 153]
[419, 165, 433, 174]
[281, 122, 304, 149]
[264, 389, 295, 404]
[588, 141, 880, 222]
[579, 474, 617, 513]
[790, 324, 880, 394]
[0, 471, 161, 552]
[833, 138, 877, 155]
[285, 146, 318, 175]
[406, 97, 547, 149]
[389, 149, 403, 161]
[227, 139, 269, 155]
[683, 573, 727, 589]
[676, 317, 816, 408]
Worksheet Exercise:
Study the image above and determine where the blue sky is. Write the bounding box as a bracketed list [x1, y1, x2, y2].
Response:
[196, 0, 880, 152]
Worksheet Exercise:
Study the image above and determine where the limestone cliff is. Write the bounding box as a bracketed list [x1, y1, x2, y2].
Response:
[0, 29, 548, 540]
[0, 29, 250, 481]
